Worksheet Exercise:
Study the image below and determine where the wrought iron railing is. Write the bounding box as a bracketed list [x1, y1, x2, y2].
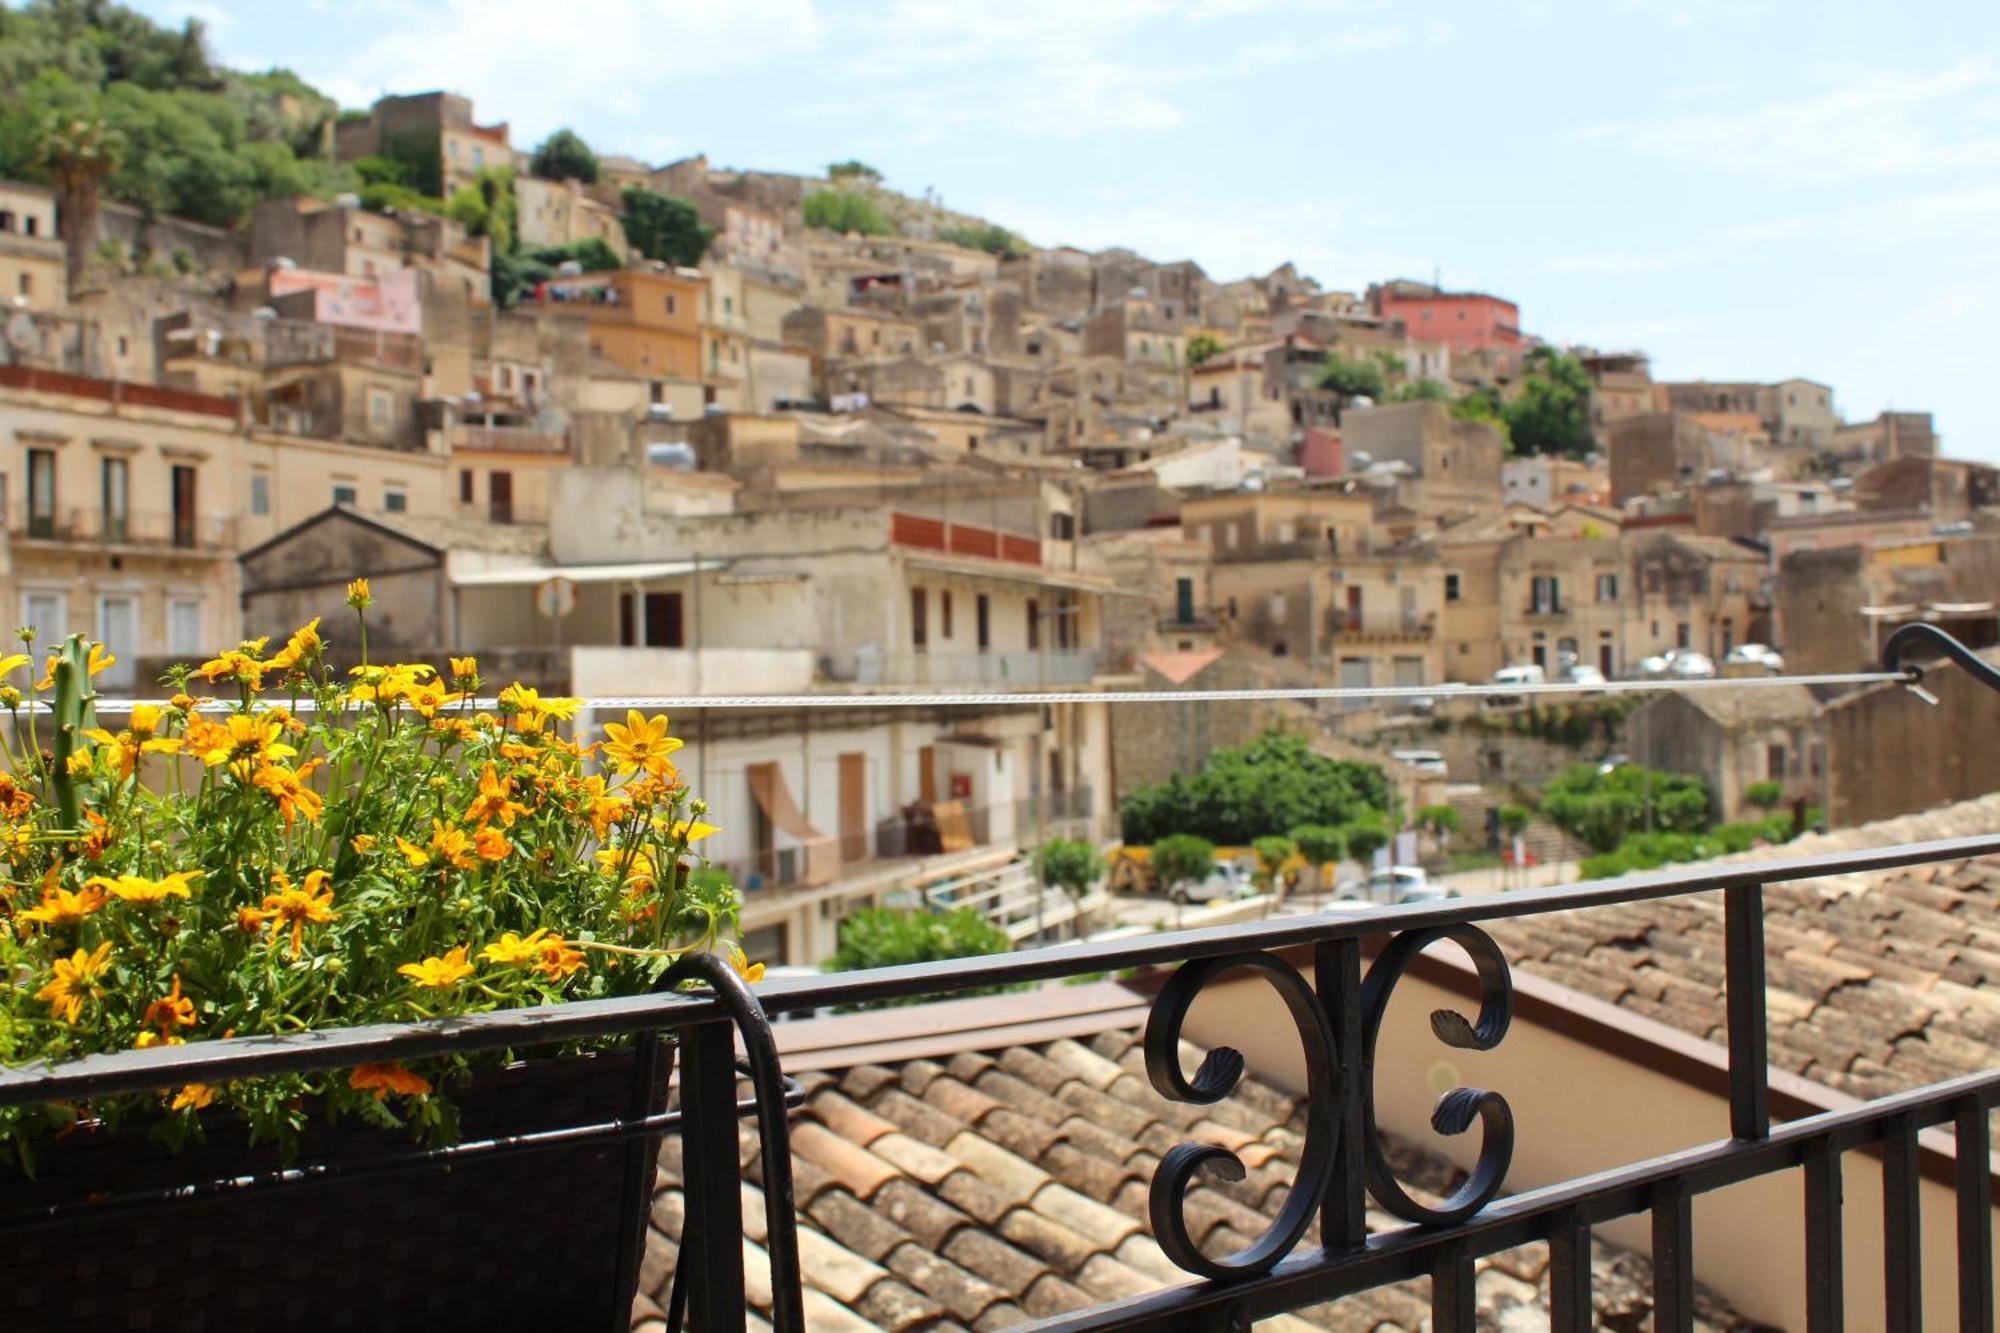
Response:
[0, 624, 1995, 1331]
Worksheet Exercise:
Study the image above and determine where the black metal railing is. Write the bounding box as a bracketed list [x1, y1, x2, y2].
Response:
[0, 623, 1996, 1331]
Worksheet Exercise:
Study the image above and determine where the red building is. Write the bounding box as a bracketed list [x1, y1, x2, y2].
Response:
[1369, 279, 1521, 354]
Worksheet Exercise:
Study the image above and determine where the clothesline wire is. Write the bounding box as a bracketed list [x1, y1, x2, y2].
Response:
[50, 668, 1915, 714]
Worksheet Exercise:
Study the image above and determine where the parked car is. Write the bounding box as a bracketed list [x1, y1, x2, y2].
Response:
[1488, 663, 1546, 704]
[1171, 859, 1256, 905]
[1639, 649, 1717, 680]
[1563, 663, 1607, 687]
[1366, 866, 1453, 904]
[1724, 643, 1785, 673]
[1390, 748, 1449, 778]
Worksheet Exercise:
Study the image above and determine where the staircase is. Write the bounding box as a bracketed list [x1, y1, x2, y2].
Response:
[1443, 785, 1594, 869]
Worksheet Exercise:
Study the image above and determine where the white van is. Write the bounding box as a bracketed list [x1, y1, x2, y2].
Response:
[1488, 663, 1546, 705]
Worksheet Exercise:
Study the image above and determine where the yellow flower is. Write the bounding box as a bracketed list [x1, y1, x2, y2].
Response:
[345, 578, 373, 610]
[532, 933, 586, 982]
[89, 870, 201, 906]
[463, 764, 529, 829]
[143, 974, 198, 1036]
[663, 818, 721, 844]
[403, 681, 465, 719]
[448, 655, 478, 683]
[725, 941, 766, 984]
[265, 617, 323, 671]
[594, 845, 659, 892]
[36, 643, 117, 691]
[135, 1031, 186, 1049]
[36, 941, 114, 1024]
[249, 868, 337, 957]
[472, 825, 512, 861]
[346, 663, 434, 706]
[84, 707, 181, 781]
[350, 1063, 432, 1100]
[170, 1084, 215, 1111]
[18, 883, 108, 928]
[64, 750, 93, 776]
[396, 819, 478, 872]
[601, 710, 685, 776]
[184, 713, 296, 769]
[0, 652, 29, 679]
[479, 929, 550, 966]
[253, 760, 325, 827]
[398, 945, 474, 989]
[498, 683, 580, 730]
[195, 643, 268, 689]
[350, 834, 377, 854]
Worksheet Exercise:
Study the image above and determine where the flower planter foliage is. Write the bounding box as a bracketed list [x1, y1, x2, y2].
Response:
[0, 592, 745, 1163]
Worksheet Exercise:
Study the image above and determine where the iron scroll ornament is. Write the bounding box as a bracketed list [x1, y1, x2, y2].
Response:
[1141, 926, 1516, 1280]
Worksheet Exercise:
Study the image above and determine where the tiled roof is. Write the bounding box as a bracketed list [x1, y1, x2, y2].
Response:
[1662, 683, 1821, 726]
[1490, 793, 2000, 1103]
[634, 1028, 1750, 1331]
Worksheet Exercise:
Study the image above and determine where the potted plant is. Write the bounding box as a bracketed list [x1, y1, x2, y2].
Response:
[0, 589, 748, 1330]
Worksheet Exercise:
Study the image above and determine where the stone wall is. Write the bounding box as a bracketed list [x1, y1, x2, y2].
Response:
[1825, 657, 2000, 827]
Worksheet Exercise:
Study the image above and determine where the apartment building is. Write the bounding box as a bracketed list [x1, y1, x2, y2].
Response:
[0, 181, 64, 311]
[530, 266, 708, 402]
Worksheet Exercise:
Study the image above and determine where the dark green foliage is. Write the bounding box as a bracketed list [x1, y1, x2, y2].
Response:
[1036, 837, 1105, 898]
[1340, 817, 1390, 862]
[1251, 835, 1297, 884]
[1185, 333, 1225, 367]
[1538, 762, 1709, 853]
[1505, 346, 1595, 458]
[935, 221, 1027, 256]
[0, 4, 346, 230]
[378, 129, 442, 200]
[824, 907, 1012, 1007]
[1392, 377, 1452, 402]
[826, 160, 882, 183]
[1118, 730, 1394, 845]
[1151, 834, 1215, 891]
[1496, 804, 1535, 837]
[621, 187, 713, 266]
[491, 237, 622, 308]
[803, 188, 893, 236]
[528, 127, 598, 184]
[1418, 804, 1463, 838]
[1744, 780, 1783, 811]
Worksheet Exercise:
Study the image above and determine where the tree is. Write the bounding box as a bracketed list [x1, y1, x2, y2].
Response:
[1505, 346, 1595, 458]
[803, 188, 892, 236]
[935, 221, 1027, 256]
[1417, 804, 1463, 854]
[827, 160, 883, 184]
[1392, 377, 1451, 403]
[825, 907, 1011, 1007]
[1250, 834, 1297, 890]
[1497, 804, 1535, 839]
[1036, 837, 1105, 899]
[1151, 834, 1216, 900]
[529, 127, 598, 183]
[1341, 817, 1390, 865]
[1538, 763, 1709, 853]
[37, 107, 122, 299]
[1744, 781, 1783, 811]
[1186, 333, 1225, 367]
[1287, 824, 1346, 897]
[1317, 353, 1386, 424]
[621, 187, 713, 266]
[1119, 729, 1394, 845]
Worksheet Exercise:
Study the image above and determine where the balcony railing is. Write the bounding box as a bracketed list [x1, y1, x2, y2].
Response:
[10, 504, 234, 551]
[847, 649, 1105, 687]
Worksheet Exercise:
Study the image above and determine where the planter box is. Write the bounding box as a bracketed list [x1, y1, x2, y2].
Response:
[1, 1047, 670, 1333]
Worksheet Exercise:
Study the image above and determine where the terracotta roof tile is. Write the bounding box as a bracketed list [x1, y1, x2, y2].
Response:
[996, 1206, 1100, 1274]
[1043, 1037, 1128, 1090]
[868, 1085, 971, 1147]
[870, 1130, 963, 1186]
[882, 1241, 1011, 1323]
[854, 1275, 948, 1331]
[793, 1224, 889, 1303]
[791, 1120, 901, 1200]
[873, 1177, 976, 1251]
[943, 1131, 1051, 1198]
[926, 1076, 1007, 1127]
[1035, 1182, 1143, 1248]
[809, 1089, 898, 1147]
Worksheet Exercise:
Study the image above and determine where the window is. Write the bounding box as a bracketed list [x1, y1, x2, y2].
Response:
[1026, 599, 1040, 651]
[384, 488, 408, 513]
[1676, 622, 1691, 649]
[170, 464, 196, 548]
[910, 587, 928, 650]
[489, 470, 513, 524]
[1269, 592, 1288, 625]
[250, 473, 271, 516]
[1445, 573, 1461, 602]
[1530, 575, 1562, 615]
[367, 389, 393, 432]
[1766, 745, 1786, 782]
[16, 273, 28, 298]
[459, 469, 474, 503]
[976, 594, 990, 651]
[22, 591, 62, 642]
[27, 448, 56, 537]
[1175, 577, 1195, 624]
[332, 484, 358, 507]
[665, 294, 677, 315]
[723, 295, 734, 315]
[1596, 573, 1619, 602]
[940, 590, 953, 640]
[23, 215, 36, 237]
[968, 435, 980, 452]
[168, 598, 203, 657]
[1050, 512, 1074, 540]
[101, 457, 129, 542]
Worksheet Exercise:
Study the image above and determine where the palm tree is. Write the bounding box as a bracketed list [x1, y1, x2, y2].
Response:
[39, 114, 123, 301]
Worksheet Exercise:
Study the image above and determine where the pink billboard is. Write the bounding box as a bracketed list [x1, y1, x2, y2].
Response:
[269, 266, 421, 335]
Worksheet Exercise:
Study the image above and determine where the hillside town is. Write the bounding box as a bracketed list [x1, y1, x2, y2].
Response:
[4, 70, 1999, 975]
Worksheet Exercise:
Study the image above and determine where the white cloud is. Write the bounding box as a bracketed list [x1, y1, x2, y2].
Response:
[1728, 184, 2000, 248]
[303, 0, 822, 137]
[1612, 58, 2000, 181]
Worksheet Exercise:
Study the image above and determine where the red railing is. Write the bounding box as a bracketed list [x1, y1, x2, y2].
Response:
[0, 366, 238, 421]
[890, 512, 1041, 567]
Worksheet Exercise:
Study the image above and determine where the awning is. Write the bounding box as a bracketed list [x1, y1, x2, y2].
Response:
[904, 556, 1134, 596]
[1860, 604, 1919, 618]
[449, 558, 729, 588]
[746, 762, 837, 887]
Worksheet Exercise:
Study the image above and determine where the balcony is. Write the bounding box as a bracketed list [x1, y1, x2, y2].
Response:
[1158, 613, 1219, 633]
[448, 424, 570, 456]
[841, 649, 1105, 687]
[1325, 610, 1436, 644]
[10, 504, 234, 553]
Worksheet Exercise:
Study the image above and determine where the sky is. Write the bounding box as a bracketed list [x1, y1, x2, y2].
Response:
[142, 0, 2000, 461]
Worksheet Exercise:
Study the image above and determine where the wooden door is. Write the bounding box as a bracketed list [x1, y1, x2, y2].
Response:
[838, 753, 868, 863]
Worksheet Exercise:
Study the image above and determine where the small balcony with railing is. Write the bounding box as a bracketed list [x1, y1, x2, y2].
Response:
[8, 501, 234, 553]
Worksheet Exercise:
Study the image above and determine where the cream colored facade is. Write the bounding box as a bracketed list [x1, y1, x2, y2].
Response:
[0, 181, 64, 310]
[515, 175, 630, 259]
[2, 375, 449, 685]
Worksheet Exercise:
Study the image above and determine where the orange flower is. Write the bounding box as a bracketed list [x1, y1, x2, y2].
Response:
[253, 760, 325, 827]
[532, 933, 586, 982]
[35, 941, 114, 1023]
[472, 826, 512, 862]
[18, 883, 108, 929]
[143, 974, 197, 1037]
[396, 819, 478, 872]
[265, 617, 322, 671]
[462, 764, 529, 829]
[170, 1084, 215, 1111]
[251, 869, 337, 957]
[349, 1063, 432, 1101]
[88, 871, 201, 906]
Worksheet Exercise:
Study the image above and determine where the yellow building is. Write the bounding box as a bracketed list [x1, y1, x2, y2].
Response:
[532, 266, 708, 401]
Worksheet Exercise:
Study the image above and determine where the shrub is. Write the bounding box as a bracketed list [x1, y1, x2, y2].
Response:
[1251, 834, 1297, 886]
[1119, 729, 1393, 845]
[0, 608, 738, 1159]
[1744, 781, 1783, 811]
[803, 188, 892, 236]
[1418, 804, 1463, 839]
[1497, 804, 1535, 838]
[827, 906, 1008, 975]
[1151, 834, 1216, 893]
[1036, 837, 1105, 898]
[1341, 818, 1390, 863]
[1538, 762, 1709, 853]
[1287, 824, 1346, 868]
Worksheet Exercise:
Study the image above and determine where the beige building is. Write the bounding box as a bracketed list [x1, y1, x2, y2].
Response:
[0, 181, 64, 310]
[1339, 400, 1505, 516]
[514, 175, 629, 258]
[1, 366, 448, 686]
